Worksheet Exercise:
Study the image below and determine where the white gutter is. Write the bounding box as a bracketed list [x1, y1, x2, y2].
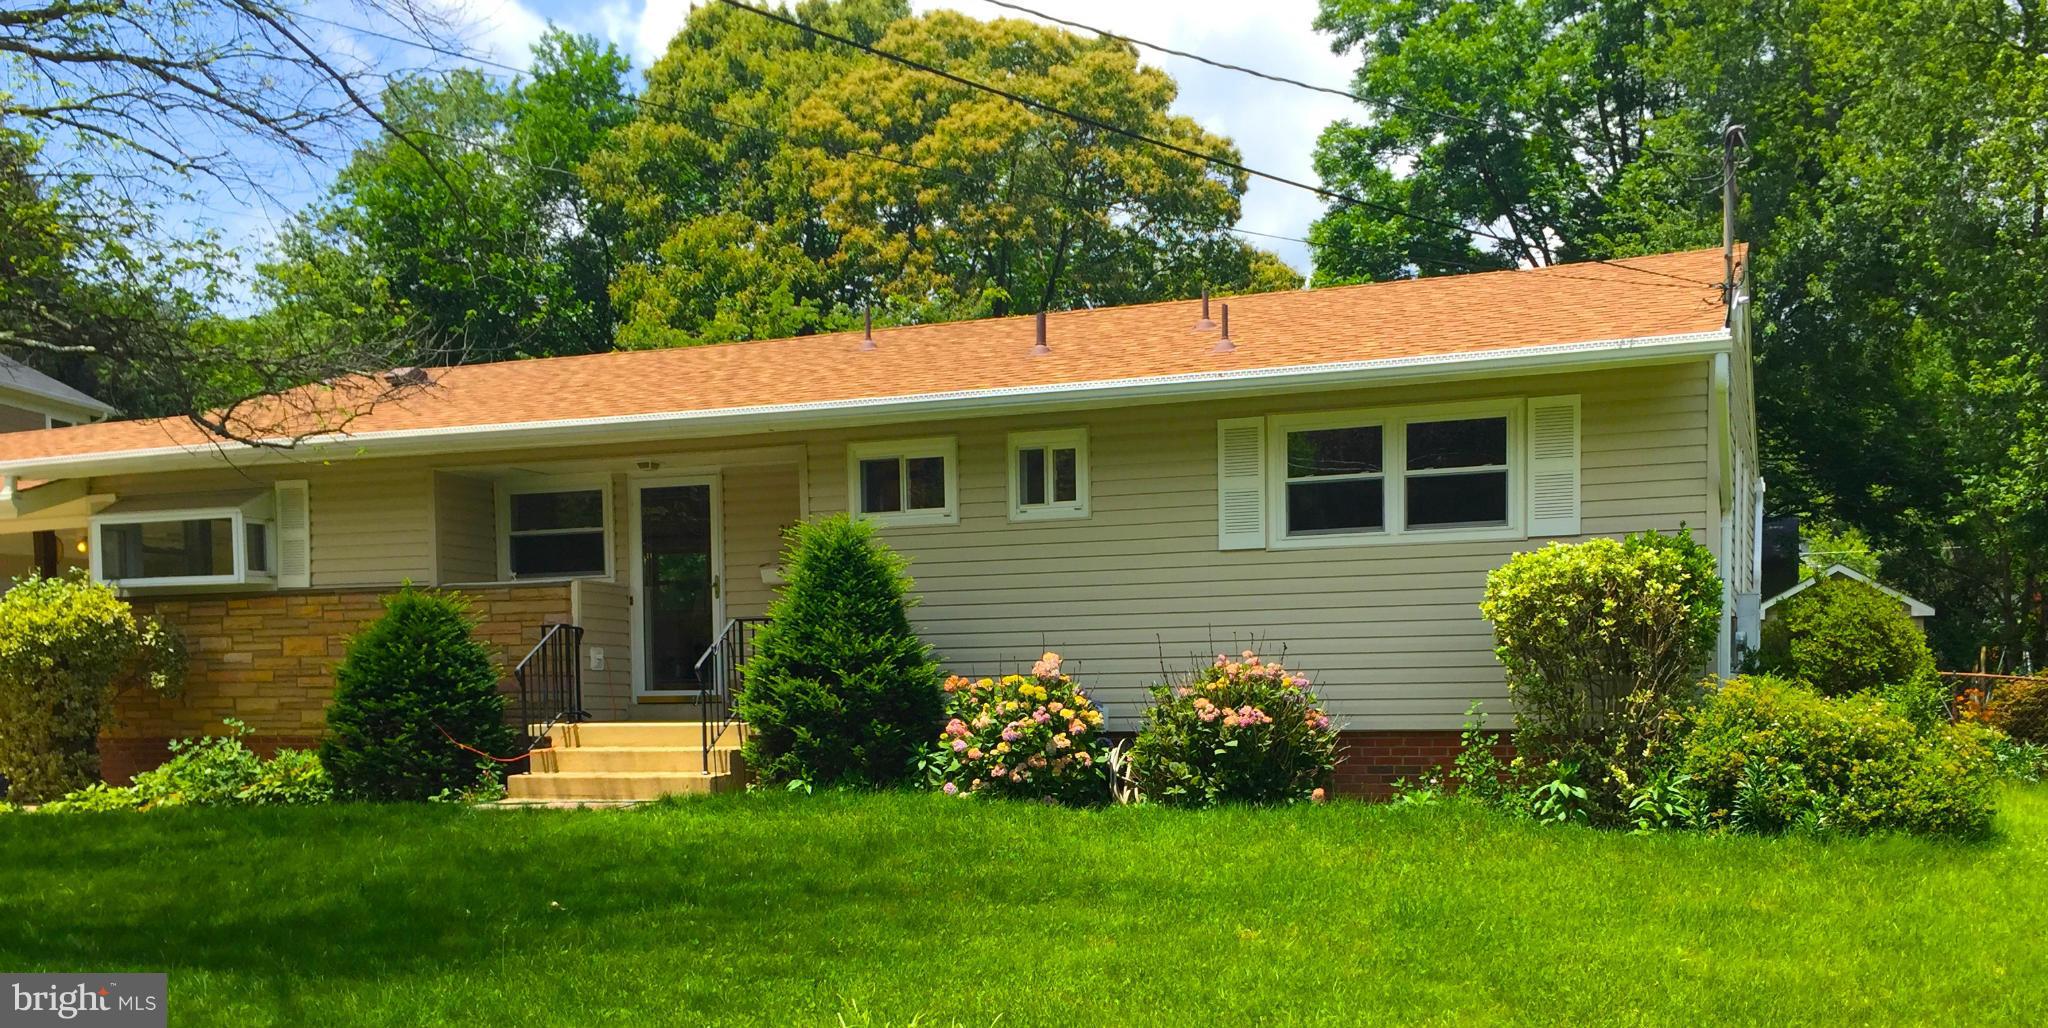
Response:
[0, 328, 1733, 479]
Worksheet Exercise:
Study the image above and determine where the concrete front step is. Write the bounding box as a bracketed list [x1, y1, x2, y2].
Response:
[530, 745, 741, 774]
[541, 721, 740, 749]
[506, 770, 739, 802]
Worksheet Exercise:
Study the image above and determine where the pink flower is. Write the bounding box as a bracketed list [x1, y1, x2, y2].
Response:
[1032, 709, 1051, 724]
[967, 747, 983, 760]
[952, 738, 968, 753]
[1068, 719, 1087, 735]
[1031, 651, 1064, 678]
[945, 718, 970, 738]
[991, 765, 1008, 778]
[943, 781, 960, 796]
[1002, 727, 1022, 743]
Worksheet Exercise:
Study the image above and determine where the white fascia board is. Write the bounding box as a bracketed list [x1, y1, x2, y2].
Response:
[1, 328, 1733, 479]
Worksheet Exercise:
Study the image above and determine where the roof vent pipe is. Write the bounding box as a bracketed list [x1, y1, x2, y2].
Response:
[1212, 303, 1235, 353]
[1194, 287, 1217, 331]
[1031, 311, 1051, 356]
[860, 307, 877, 351]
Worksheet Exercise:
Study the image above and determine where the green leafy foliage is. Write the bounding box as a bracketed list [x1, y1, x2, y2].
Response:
[0, 572, 184, 803]
[583, 1, 1297, 346]
[1987, 676, 2048, 746]
[1129, 652, 1339, 807]
[928, 654, 1108, 805]
[1758, 577, 1938, 698]
[1797, 523, 1882, 581]
[40, 720, 332, 812]
[1479, 529, 1720, 819]
[319, 588, 513, 802]
[737, 515, 943, 788]
[1682, 677, 1997, 837]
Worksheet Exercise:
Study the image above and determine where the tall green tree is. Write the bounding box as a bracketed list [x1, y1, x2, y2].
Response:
[1311, 0, 2048, 664]
[583, 1, 1298, 346]
[269, 30, 633, 363]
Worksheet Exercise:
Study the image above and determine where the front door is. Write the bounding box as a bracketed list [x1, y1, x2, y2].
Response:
[633, 477, 721, 693]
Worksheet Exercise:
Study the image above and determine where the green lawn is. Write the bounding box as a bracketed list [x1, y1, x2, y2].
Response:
[7, 789, 2046, 1026]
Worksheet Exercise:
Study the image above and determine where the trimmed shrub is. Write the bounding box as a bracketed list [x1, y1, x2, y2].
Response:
[1478, 529, 1721, 817]
[1758, 576, 1937, 697]
[930, 653, 1108, 805]
[1682, 676, 1997, 837]
[320, 587, 513, 802]
[1129, 651, 1338, 807]
[0, 572, 184, 803]
[42, 720, 332, 811]
[1986, 676, 2048, 745]
[738, 514, 943, 788]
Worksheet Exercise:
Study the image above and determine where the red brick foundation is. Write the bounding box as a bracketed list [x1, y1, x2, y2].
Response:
[99, 583, 572, 783]
[1332, 729, 1515, 798]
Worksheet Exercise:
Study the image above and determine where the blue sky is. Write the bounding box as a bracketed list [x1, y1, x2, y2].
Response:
[211, 0, 1362, 279]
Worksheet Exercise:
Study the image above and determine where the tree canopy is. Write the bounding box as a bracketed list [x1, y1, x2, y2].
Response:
[1310, 0, 2048, 663]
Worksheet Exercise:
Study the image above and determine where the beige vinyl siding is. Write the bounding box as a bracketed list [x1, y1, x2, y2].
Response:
[92, 464, 434, 588]
[571, 577, 632, 718]
[720, 463, 800, 620]
[803, 361, 1710, 729]
[433, 472, 497, 583]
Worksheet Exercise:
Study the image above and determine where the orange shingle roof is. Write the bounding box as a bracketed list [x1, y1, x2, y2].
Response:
[0, 248, 1733, 465]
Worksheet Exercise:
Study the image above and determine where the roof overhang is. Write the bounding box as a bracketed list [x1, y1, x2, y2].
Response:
[1762, 563, 1936, 619]
[0, 477, 114, 531]
[0, 327, 1733, 480]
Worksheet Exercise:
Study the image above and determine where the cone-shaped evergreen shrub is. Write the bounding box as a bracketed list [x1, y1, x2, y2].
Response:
[738, 514, 942, 787]
[320, 587, 513, 801]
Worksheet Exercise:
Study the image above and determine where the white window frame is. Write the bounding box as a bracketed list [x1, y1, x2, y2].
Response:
[89, 504, 276, 589]
[1007, 428, 1089, 522]
[847, 437, 959, 527]
[496, 475, 614, 581]
[1267, 398, 1523, 549]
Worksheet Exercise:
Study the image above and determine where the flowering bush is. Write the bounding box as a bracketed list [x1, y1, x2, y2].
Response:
[1129, 651, 1339, 807]
[929, 652, 1108, 805]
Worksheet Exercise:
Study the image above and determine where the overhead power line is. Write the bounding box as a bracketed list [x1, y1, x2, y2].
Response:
[975, 0, 1714, 166]
[711, 0, 1721, 290]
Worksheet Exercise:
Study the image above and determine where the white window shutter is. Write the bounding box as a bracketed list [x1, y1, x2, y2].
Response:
[1526, 396, 1581, 537]
[275, 479, 311, 588]
[1216, 417, 1267, 550]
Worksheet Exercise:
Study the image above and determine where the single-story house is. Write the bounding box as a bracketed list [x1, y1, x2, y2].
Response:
[0, 246, 1762, 798]
[1763, 563, 1934, 634]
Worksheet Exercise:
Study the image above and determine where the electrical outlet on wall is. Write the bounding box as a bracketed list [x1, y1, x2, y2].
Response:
[589, 647, 606, 672]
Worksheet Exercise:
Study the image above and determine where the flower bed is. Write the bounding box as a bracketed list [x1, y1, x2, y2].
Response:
[929, 653, 1108, 805]
[1129, 651, 1339, 807]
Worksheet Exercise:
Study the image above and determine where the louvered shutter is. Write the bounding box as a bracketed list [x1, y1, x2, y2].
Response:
[274, 479, 311, 588]
[1216, 417, 1267, 550]
[1525, 396, 1581, 537]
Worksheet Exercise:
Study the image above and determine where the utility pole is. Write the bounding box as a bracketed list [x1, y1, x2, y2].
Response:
[1722, 121, 1748, 302]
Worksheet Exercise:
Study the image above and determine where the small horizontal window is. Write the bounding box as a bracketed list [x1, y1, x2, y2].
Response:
[102, 518, 234, 580]
[1283, 423, 1384, 536]
[1268, 404, 1520, 546]
[505, 487, 608, 579]
[1404, 417, 1509, 530]
[1009, 429, 1088, 520]
[849, 438, 957, 526]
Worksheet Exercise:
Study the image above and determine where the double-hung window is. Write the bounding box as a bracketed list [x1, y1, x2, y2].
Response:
[1008, 428, 1088, 520]
[1269, 401, 1520, 545]
[848, 438, 958, 526]
[501, 481, 610, 579]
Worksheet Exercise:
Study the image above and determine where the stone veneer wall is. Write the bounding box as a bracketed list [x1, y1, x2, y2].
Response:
[102, 583, 572, 782]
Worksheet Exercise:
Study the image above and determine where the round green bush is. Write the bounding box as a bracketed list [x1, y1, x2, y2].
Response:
[1129, 651, 1338, 807]
[1478, 528, 1721, 803]
[1759, 576, 1936, 697]
[737, 514, 943, 788]
[319, 587, 514, 802]
[1988, 676, 2048, 745]
[1682, 676, 1997, 837]
[931, 653, 1108, 805]
[0, 571, 184, 803]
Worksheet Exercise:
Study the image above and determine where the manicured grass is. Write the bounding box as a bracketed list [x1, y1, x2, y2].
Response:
[6, 789, 2047, 1025]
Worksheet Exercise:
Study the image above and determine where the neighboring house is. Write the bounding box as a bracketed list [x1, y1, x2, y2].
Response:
[0, 357, 117, 585]
[0, 247, 1762, 796]
[1763, 563, 1935, 634]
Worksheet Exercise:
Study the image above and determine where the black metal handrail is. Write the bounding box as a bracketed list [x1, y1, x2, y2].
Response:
[693, 616, 767, 771]
[515, 622, 587, 753]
